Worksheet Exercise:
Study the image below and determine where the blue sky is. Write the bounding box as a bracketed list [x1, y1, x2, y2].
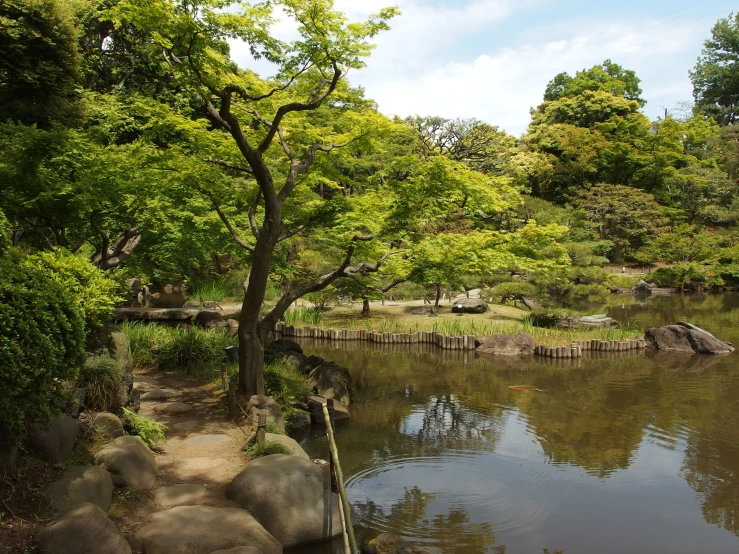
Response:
[231, 0, 737, 136]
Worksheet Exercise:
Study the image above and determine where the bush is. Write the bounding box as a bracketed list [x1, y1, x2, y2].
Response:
[244, 440, 291, 459]
[263, 360, 310, 406]
[0, 209, 9, 254]
[0, 250, 86, 443]
[28, 250, 121, 331]
[77, 357, 123, 412]
[122, 408, 166, 447]
[527, 307, 577, 328]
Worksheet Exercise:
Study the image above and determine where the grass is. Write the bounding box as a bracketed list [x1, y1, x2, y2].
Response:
[188, 278, 231, 302]
[244, 440, 291, 458]
[290, 303, 642, 346]
[283, 306, 324, 326]
[76, 357, 123, 412]
[121, 322, 236, 379]
[121, 408, 166, 448]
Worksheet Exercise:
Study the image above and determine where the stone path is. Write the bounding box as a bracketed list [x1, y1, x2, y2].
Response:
[112, 371, 253, 532]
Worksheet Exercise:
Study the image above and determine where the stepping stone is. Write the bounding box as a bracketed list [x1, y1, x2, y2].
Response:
[141, 388, 182, 400]
[133, 377, 158, 389]
[184, 434, 233, 447]
[169, 457, 225, 480]
[37, 503, 131, 554]
[172, 421, 201, 432]
[152, 484, 214, 509]
[153, 402, 193, 414]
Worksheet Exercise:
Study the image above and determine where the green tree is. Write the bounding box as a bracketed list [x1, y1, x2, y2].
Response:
[544, 59, 645, 106]
[691, 12, 739, 125]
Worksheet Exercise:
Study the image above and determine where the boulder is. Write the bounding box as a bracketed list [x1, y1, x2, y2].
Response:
[298, 355, 325, 374]
[262, 433, 309, 460]
[210, 546, 262, 554]
[245, 396, 284, 430]
[95, 436, 157, 490]
[307, 395, 350, 423]
[86, 323, 133, 375]
[130, 506, 281, 554]
[45, 466, 113, 512]
[37, 503, 131, 554]
[561, 314, 618, 329]
[225, 454, 347, 548]
[368, 533, 432, 554]
[634, 280, 653, 294]
[307, 361, 352, 406]
[476, 333, 534, 357]
[451, 298, 488, 314]
[141, 389, 183, 400]
[29, 416, 78, 463]
[193, 311, 224, 328]
[264, 339, 304, 367]
[285, 410, 311, 441]
[645, 322, 734, 355]
[92, 413, 124, 440]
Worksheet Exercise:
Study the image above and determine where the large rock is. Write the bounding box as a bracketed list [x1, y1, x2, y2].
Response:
[226, 454, 347, 548]
[245, 396, 284, 430]
[556, 314, 618, 329]
[307, 361, 352, 406]
[262, 433, 309, 460]
[368, 533, 433, 554]
[645, 322, 734, 355]
[152, 484, 215, 509]
[451, 298, 488, 314]
[45, 466, 113, 512]
[29, 416, 78, 463]
[37, 503, 131, 554]
[634, 280, 653, 294]
[92, 413, 124, 439]
[130, 506, 281, 554]
[193, 311, 224, 328]
[285, 410, 311, 441]
[307, 395, 350, 423]
[209, 548, 263, 554]
[95, 435, 157, 490]
[264, 339, 305, 368]
[86, 323, 133, 375]
[476, 333, 534, 357]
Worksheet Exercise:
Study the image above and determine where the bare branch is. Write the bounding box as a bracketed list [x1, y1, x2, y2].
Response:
[205, 157, 254, 174]
[382, 278, 407, 293]
[278, 224, 305, 242]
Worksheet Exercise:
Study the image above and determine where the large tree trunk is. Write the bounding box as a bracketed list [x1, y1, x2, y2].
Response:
[362, 298, 370, 318]
[434, 283, 442, 309]
[239, 326, 265, 398]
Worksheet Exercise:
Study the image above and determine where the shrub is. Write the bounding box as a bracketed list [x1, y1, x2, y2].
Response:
[28, 250, 121, 331]
[0, 209, 9, 254]
[77, 357, 123, 412]
[0, 250, 85, 443]
[527, 307, 577, 328]
[244, 440, 291, 459]
[122, 408, 166, 447]
[263, 360, 310, 406]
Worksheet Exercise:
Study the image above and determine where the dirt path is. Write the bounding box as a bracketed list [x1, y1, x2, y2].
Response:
[111, 370, 253, 530]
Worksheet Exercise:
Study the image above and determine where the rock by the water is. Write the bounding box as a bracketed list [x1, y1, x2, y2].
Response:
[37, 503, 131, 554]
[225, 454, 347, 548]
[142, 389, 183, 400]
[298, 355, 325, 374]
[130, 505, 281, 554]
[369, 533, 432, 554]
[634, 280, 653, 294]
[285, 410, 311, 441]
[476, 333, 534, 357]
[45, 466, 113, 513]
[645, 323, 734, 355]
[154, 402, 193, 415]
[92, 413, 124, 439]
[95, 435, 157, 490]
[29, 416, 78, 463]
[152, 484, 215, 509]
[246, 396, 284, 430]
[307, 395, 350, 423]
[264, 339, 305, 368]
[451, 298, 488, 314]
[564, 314, 618, 329]
[262, 433, 309, 460]
[307, 361, 352, 406]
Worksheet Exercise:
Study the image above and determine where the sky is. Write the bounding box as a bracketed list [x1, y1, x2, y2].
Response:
[230, 0, 737, 136]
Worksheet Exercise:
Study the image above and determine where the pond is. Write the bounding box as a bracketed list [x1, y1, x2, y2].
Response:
[290, 293, 739, 554]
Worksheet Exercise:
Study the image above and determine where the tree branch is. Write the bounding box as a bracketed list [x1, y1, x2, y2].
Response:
[204, 157, 254, 175]
[248, 190, 261, 239]
[197, 186, 255, 252]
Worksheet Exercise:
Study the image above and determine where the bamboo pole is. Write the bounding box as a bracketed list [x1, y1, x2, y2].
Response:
[322, 404, 358, 554]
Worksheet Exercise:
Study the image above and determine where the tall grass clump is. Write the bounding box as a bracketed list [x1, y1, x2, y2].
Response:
[188, 278, 230, 302]
[122, 408, 166, 447]
[121, 322, 236, 376]
[76, 357, 123, 412]
[283, 307, 323, 326]
[244, 440, 291, 458]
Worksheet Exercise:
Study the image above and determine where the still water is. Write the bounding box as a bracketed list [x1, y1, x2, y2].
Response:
[292, 293, 739, 554]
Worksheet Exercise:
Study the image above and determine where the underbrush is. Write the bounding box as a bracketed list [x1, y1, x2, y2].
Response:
[121, 408, 166, 447]
[283, 306, 324, 326]
[244, 440, 291, 458]
[76, 357, 123, 412]
[227, 358, 310, 412]
[121, 322, 236, 379]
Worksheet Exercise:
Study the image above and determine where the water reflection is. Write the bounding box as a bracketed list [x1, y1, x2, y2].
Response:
[294, 293, 739, 554]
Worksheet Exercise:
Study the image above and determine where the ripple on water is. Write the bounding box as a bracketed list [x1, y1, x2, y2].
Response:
[345, 453, 549, 549]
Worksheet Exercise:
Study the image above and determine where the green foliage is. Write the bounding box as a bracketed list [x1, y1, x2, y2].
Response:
[527, 308, 578, 329]
[244, 440, 291, 459]
[28, 250, 121, 331]
[121, 322, 236, 375]
[0, 249, 85, 443]
[544, 60, 645, 105]
[0, 209, 10, 254]
[262, 360, 310, 406]
[121, 407, 166, 448]
[188, 278, 231, 302]
[651, 264, 723, 289]
[283, 307, 324, 326]
[691, 12, 739, 125]
[77, 357, 123, 412]
[264, 422, 284, 435]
